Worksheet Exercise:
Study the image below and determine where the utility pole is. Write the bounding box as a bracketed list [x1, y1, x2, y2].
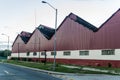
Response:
[42, 0, 57, 71]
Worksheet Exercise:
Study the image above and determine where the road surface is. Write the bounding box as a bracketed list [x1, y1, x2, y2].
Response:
[0, 63, 61, 80]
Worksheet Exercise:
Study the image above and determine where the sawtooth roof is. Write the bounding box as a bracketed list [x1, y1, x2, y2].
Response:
[37, 25, 55, 40]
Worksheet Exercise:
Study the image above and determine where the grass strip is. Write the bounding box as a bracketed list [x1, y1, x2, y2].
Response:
[5, 60, 120, 75]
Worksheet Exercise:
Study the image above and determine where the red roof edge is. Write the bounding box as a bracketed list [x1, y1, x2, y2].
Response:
[12, 34, 20, 47]
[98, 8, 120, 29]
[56, 13, 73, 31]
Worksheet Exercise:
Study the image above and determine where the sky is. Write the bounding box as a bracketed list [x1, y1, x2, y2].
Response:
[0, 0, 120, 49]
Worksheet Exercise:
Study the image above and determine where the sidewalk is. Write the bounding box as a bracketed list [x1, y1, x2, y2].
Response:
[61, 65, 120, 75]
[52, 74, 120, 80]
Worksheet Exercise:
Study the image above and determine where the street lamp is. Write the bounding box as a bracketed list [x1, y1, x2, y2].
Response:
[42, 1, 57, 70]
[1, 33, 9, 58]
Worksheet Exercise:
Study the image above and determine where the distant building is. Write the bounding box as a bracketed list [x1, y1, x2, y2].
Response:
[11, 9, 120, 67]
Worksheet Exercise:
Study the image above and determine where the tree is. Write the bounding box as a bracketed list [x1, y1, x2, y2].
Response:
[0, 50, 4, 57]
[0, 50, 11, 57]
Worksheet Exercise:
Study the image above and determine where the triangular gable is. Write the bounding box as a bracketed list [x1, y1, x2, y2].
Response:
[57, 13, 98, 32]
[12, 31, 31, 47]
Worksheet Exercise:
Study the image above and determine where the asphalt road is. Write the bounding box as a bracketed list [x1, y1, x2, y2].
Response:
[0, 63, 62, 80]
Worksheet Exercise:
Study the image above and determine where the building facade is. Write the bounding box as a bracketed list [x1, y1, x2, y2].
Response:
[11, 9, 120, 67]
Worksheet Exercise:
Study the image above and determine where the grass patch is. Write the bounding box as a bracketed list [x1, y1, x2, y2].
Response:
[7, 60, 53, 70]
[6, 60, 120, 75]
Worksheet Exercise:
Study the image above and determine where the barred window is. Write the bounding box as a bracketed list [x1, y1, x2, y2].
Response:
[33, 52, 37, 56]
[41, 52, 45, 56]
[102, 50, 115, 55]
[63, 51, 71, 56]
[51, 52, 56, 56]
[79, 51, 89, 56]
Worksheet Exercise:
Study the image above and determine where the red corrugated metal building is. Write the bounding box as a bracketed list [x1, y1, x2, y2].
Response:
[11, 9, 120, 67]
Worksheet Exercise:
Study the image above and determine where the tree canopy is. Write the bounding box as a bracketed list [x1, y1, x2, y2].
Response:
[0, 50, 11, 57]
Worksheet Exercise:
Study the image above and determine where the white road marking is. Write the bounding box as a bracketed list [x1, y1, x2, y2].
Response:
[4, 70, 15, 75]
[4, 70, 9, 74]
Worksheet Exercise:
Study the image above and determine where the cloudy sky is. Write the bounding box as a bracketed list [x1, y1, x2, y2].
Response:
[0, 0, 120, 49]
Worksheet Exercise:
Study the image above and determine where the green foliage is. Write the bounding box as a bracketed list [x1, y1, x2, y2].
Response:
[6, 60, 120, 75]
[0, 50, 11, 57]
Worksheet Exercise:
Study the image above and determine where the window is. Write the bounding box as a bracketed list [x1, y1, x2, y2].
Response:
[51, 52, 56, 56]
[63, 51, 71, 56]
[79, 51, 89, 56]
[27, 52, 30, 56]
[33, 52, 37, 56]
[41, 52, 45, 56]
[102, 50, 115, 55]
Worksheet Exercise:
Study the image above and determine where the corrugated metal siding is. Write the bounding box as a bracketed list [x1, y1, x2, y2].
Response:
[54, 17, 95, 51]
[12, 36, 26, 53]
[12, 10, 120, 53]
[94, 11, 120, 49]
[26, 29, 54, 52]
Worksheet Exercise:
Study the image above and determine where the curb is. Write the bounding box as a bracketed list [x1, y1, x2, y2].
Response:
[5, 63, 70, 75]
